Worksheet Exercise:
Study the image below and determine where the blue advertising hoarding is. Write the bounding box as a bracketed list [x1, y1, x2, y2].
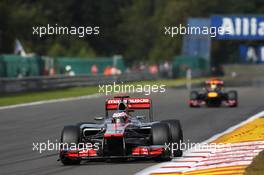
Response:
[240, 45, 264, 63]
[182, 18, 211, 60]
[211, 16, 264, 40]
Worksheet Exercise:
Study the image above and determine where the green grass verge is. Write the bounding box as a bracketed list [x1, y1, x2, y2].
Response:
[131, 78, 205, 87]
[245, 150, 264, 175]
[0, 78, 205, 107]
[0, 86, 98, 106]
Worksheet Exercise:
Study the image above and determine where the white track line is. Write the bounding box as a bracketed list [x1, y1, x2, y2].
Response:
[136, 110, 264, 175]
[0, 93, 102, 110]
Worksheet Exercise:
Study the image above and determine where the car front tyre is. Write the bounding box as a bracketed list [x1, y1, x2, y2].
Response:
[60, 125, 81, 165]
[151, 123, 171, 161]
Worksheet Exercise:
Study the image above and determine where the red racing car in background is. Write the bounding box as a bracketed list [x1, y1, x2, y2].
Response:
[59, 96, 183, 165]
[189, 79, 238, 107]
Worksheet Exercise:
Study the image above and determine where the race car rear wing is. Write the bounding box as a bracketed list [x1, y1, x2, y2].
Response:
[105, 96, 153, 121]
[205, 79, 224, 85]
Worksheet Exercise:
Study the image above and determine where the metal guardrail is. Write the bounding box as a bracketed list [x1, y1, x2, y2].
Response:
[223, 76, 264, 87]
[0, 73, 158, 94]
[224, 64, 264, 76]
[223, 64, 264, 87]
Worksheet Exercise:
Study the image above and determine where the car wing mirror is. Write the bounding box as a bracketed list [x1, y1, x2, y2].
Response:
[94, 116, 104, 121]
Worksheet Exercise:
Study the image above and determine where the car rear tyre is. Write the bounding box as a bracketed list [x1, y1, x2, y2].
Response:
[227, 90, 238, 107]
[161, 120, 183, 157]
[190, 91, 199, 100]
[190, 91, 199, 107]
[60, 125, 81, 165]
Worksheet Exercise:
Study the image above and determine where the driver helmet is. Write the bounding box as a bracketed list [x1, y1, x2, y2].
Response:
[112, 112, 128, 123]
[210, 84, 217, 91]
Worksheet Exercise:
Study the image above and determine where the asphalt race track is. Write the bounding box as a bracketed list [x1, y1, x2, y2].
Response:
[1, 86, 264, 175]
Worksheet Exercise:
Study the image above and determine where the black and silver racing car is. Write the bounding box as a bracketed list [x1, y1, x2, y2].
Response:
[59, 96, 183, 165]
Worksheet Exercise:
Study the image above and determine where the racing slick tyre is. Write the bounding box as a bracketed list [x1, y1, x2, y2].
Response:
[189, 91, 199, 107]
[60, 125, 81, 165]
[227, 90, 238, 107]
[161, 120, 183, 157]
[151, 123, 171, 161]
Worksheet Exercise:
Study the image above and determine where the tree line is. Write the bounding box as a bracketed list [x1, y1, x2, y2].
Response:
[0, 0, 263, 65]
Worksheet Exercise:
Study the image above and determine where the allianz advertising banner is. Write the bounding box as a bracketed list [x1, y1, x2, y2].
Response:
[211, 16, 264, 40]
[182, 18, 211, 60]
[240, 45, 264, 63]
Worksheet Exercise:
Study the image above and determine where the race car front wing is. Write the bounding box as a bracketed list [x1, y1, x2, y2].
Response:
[60, 145, 167, 160]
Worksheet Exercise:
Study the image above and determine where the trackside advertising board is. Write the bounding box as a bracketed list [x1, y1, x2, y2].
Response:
[240, 45, 264, 63]
[211, 16, 264, 40]
[182, 18, 211, 60]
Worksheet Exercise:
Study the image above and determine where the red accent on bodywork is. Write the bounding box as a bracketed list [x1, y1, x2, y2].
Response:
[106, 98, 151, 110]
[205, 80, 224, 85]
[132, 147, 149, 155]
[132, 147, 164, 156]
[189, 100, 200, 106]
[228, 100, 237, 104]
[66, 149, 97, 158]
[128, 103, 151, 109]
[104, 133, 123, 138]
[67, 152, 79, 157]
[149, 147, 164, 155]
